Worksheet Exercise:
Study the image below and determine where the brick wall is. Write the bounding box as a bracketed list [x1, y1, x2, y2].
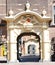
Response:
[0, 0, 48, 17]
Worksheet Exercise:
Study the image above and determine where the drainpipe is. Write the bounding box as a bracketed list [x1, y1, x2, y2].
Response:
[6, 0, 7, 16]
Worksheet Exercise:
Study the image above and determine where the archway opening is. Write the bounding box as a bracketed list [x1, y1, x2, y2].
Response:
[17, 32, 41, 62]
[28, 44, 36, 54]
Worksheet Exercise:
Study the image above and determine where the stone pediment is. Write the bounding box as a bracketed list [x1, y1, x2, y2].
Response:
[3, 10, 51, 24]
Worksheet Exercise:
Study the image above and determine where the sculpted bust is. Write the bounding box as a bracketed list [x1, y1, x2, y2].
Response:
[26, 1, 30, 11]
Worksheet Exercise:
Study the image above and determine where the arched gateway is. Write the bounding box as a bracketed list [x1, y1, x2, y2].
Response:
[3, 2, 51, 62]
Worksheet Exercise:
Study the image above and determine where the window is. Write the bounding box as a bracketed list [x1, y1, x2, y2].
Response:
[53, 6, 55, 23]
[52, 4, 55, 25]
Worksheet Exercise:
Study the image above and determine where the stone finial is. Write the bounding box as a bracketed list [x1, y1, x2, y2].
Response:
[8, 9, 14, 16]
[25, 1, 30, 11]
[42, 9, 47, 16]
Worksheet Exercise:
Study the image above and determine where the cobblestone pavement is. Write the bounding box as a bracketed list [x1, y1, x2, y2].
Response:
[0, 62, 55, 65]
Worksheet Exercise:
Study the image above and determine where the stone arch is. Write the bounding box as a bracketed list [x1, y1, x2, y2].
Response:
[28, 44, 36, 54]
[25, 41, 37, 54]
[13, 11, 42, 23]
[17, 32, 41, 62]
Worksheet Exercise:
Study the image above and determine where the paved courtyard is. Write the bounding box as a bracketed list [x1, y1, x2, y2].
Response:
[0, 62, 55, 65]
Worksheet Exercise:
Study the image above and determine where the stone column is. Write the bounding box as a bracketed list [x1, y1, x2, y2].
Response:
[43, 29, 51, 61]
[9, 29, 17, 62]
[9, 28, 21, 62]
[10, 43, 17, 62]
